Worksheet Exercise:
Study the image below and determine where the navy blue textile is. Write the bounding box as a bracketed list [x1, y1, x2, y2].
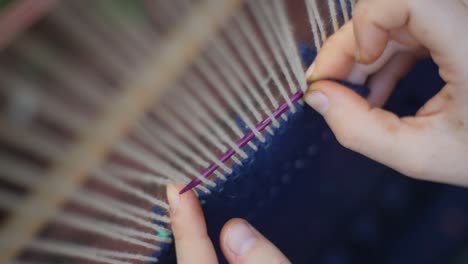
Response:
[156, 46, 468, 264]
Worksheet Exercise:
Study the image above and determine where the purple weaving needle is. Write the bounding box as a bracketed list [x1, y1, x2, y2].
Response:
[179, 90, 304, 195]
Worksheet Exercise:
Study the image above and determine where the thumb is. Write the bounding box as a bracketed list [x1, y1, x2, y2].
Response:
[220, 218, 290, 264]
[304, 80, 434, 179]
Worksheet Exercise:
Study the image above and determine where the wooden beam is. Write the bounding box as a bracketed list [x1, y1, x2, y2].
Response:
[0, 0, 242, 261]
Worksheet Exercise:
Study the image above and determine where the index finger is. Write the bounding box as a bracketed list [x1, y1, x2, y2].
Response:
[308, 21, 405, 85]
[308, 0, 468, 84]
[307, 22, 358, 82]
[167, 184, 218, 264]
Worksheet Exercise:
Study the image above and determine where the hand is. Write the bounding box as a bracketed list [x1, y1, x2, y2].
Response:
[166, 185, 290, 264]
[305, 0, 468, 186]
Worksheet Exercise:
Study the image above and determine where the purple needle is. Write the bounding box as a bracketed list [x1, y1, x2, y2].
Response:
[179, 90, 304, 194]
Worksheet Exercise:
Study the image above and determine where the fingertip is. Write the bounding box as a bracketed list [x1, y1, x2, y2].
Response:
[308, 81, 432, 182]
[306, 80, 377, 150]
[167, 184, 199, 216]
[353, 18, 389, 64]
[220, 218, 256, 248]
[307, 80, 368, 108]
[220, 218, 290, 264]
[220, 218, 244, 242]
[167, 184, 205, 236]
[352, 2, 390, 64]
[304, 88, 330, 115]
[311, 22, 358, 81]
[166, 184, 181, 215]
[305, 62, 315, 82]
[169, 184, 218, 263]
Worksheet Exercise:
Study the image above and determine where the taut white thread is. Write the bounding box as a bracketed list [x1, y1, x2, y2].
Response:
[51, 4, 130, 77]
[306, 0, 323, 51]
[212, 35, 276, 135]
[57, 212, 169, 243]
[95, 1, 153, 58]
[135, 123, 227, 181]
[106, 161, 172, 186]
[55, 213, 161, 250]
[164, 94, 230, 155]
[234, 11, 289, 121]
[30, 239, 157, 263]
[327, 0, 339, 32]
[211, 37, 268, 127]
[14, 39, 108, 108]
[115, 139, 211, 190]
[154, 106, 233, 175]
[141, 118, 218, 170]
[261, 0, 302, 93]
[194, 59, 261, 151]
[156, 105, 232, 177]
[115, 137, 210, 192]
[60, 213, 169, 243]
[66, 0, 145, 64]
[176, 86, 246, 163]
[28, 240, 135, 264]
[310, 0, 327, 43]
[116, 136, 212, 193]
[0, 189, 168, 257]
[35, 92, 89, 134]
[0, 153, 42, 188]
[184, 70, 256, 153]
[249, 1, 297, 113]
[271, 0, 308, 91]
[76, 190, 170, 224]
[200, 54, 266, 143]
[340, 0, 350, 22]
[0, 118, 66, 162]
[73, 191, 167, 232]
[95, 168, 172, 208]
[0, 71, 89, 135]
[225, 22, 281, 128]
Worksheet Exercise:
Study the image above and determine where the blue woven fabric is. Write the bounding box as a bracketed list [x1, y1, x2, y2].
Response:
[156, 46, 468, 264]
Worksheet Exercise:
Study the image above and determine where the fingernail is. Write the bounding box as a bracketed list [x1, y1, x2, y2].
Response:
[166, 184, 180, 214]
[225, 221, 257, 256]
[305, 90, 329, 115]
[305, 62, 315, 80]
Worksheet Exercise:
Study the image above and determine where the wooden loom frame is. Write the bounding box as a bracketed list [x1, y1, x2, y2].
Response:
[0, 0, 242, 262]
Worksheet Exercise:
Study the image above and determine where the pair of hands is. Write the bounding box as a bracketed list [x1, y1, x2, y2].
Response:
[167, 184, 290, 264]
[171, 0, 468, 263]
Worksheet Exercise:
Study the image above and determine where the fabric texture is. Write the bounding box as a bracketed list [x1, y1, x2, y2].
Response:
[157, 46, 468, 264]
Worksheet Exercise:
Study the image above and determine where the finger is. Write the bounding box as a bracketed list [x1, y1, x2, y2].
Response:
[306, 22, 357, 82]
[304, 80, 437, 179]
[167, 184, 218, 264]
[417, 88, 455, 117]
[352, 0, 410, 63]
[367, 52, 417, 107]
[347, 41, 407, 84]
[220, 218, 290, 264]
[305, 22, 409, 85]
[353, 0, 468, 82]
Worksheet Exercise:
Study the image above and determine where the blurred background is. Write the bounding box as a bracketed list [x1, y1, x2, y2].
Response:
[1, 1, 468, 264]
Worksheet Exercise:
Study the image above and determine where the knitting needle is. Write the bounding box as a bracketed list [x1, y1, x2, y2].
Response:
[179, 79, 369, 194]
[179, 90, 304, 194]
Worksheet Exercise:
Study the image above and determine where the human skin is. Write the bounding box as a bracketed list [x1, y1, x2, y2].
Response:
[167, 184, 290, 264]
[171, 0, 468, 263]
[305, 0, 468, 186]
